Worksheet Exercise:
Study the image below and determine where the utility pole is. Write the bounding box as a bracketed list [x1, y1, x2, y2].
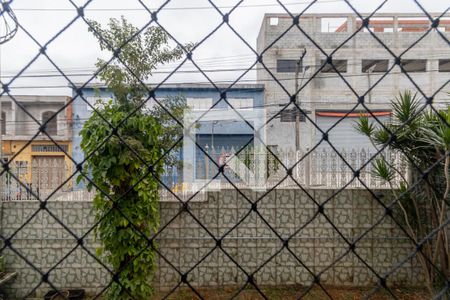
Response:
[294, 49, 307, 151]
[367, 64, 376, 103]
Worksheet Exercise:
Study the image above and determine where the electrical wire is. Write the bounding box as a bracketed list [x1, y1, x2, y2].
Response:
[3, 68, 449, 89]
[2, 51, 449, 78]
[11, 0, 348, 12]
[4, 49, 450, 75]
[2, 97, 449, 127]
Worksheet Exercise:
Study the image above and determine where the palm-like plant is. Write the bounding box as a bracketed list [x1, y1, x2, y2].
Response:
[355, 91, 450, 296]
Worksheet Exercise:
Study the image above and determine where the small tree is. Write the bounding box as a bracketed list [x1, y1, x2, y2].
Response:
[147, 94, 190, 179]
[355, 91, 450, 295]
[78, 17, 191, 299]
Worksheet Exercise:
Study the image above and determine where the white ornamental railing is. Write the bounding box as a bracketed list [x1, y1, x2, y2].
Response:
[195, 146, 407, 189]
[1, 148, 407, 201]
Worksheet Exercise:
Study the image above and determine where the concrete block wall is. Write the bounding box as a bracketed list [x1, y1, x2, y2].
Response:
[0, 189, 424, 298]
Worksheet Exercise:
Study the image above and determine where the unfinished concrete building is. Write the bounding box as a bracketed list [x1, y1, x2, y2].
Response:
[256, 13, 450, 152]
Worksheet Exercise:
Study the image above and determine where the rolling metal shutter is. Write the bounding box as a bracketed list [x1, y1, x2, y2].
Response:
[315, 113, 390, 151]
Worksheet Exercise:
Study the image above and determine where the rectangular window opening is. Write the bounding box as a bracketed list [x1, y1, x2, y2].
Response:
[31, 144, 68, 152]
[277, 59, 299, 73]
[320, 59, 347, 73]
[400, 59, 427, 73]
[280, 108, 309, 122]
[86, 97, 107, 111]
[186, 98, 213, 111]
[228, 98, 253, 110]
[362, 59, 389, 73]
[269, 17, 279, 26]
[439, 59, 450, 72]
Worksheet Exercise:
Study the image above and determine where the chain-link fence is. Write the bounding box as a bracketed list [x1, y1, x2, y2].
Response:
[0, 0, 449, 299]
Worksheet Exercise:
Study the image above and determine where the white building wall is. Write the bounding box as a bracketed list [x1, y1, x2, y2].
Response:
[0, 95, 70, 139]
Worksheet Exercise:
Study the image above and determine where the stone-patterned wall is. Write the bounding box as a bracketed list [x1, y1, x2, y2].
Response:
[1, 189, 422, 298]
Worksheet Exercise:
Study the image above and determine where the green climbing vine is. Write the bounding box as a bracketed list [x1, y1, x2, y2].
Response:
[79, 101, 163, 299]
[77, 16, 191, 299]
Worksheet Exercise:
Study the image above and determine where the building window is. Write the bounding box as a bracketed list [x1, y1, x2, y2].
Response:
[277, 59, 299, 73]
[86, 96, 107, 111]
[439, 59, 450, 72]
[280, 108, 310, 122]
[269, 17, 279, 26]
[320, 59, 347, 73]
[1, 111, 5, 135]
[400, 59, 427, 72]
[32, 144, 68, 152]
[362, 59, 389, 73]
[13, 161, 28, 174]
[42, 111, 57, 135]
[186, 98, 213, 111]
[228, 98, 253, 110]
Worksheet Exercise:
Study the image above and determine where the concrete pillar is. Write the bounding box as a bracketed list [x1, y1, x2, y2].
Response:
[393, 16, 398, 33]
[393, 16, 400, 94]
[347, 16, 355, 33]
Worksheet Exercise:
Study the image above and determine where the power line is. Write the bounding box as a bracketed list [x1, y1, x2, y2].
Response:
[3, 68, 449, 88]
[3, 51, 449, 77]
[12, 0, 346, 12]
[0, 54, 258, 76]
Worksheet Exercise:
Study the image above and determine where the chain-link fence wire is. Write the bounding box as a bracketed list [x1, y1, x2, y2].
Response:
[0, 0, 449, 298]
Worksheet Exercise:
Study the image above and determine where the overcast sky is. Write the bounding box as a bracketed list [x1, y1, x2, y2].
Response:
[1, 0, 448, 95]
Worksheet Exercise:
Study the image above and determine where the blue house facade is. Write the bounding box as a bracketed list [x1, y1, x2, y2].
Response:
[71, 83, 265, 189]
